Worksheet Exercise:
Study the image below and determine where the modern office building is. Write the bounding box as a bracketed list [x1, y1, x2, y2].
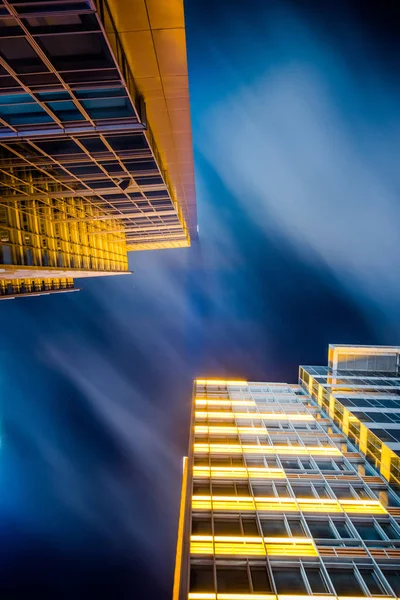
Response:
[174, 350, 400, 600]
[301, 345, 400, 492]
[0, 0, 196, 298]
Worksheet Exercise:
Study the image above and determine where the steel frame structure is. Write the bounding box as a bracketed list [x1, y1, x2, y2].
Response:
[0, 0, 193, 297]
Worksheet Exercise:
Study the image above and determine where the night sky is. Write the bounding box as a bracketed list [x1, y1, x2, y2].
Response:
[1, 0, 400, 598]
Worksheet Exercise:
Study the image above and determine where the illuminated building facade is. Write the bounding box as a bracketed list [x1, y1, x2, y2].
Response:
[0, 0, 196, 298]
[300, 345, 400, 492]
[174, 370, 400, 600]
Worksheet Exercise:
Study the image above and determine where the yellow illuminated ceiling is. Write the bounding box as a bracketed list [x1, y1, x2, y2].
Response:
[193, 466, 286, 479]
[194, 443, 342, 456]
[105, 0, 196, 236]
[190, 535, 317, 557]
[191, 496, 387, 514]
[195, 412, 314, 421]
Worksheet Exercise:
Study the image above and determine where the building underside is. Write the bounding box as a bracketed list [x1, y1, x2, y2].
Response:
[0, 0, 196, 298]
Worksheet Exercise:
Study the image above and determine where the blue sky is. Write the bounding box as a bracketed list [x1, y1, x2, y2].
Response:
[0, 0, 399, 597]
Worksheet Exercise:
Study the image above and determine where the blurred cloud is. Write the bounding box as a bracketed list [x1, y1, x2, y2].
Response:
[197, 8, 400, 331]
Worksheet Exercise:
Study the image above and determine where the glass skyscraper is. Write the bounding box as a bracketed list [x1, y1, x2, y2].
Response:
[174, 346, 400, 600]
[0, 0, 196, 298]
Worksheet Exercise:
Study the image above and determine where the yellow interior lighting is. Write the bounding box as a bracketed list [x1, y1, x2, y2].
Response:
[190, 536, 316, 557]
[191, 496, 383, 514]
[195, 412, 314, 421]
[196, 380, 247, 386]
[297, 498, 342, 513]
[195, 426, 267, 434]
[264, 537, 317, 557]
[192, 496, 298, 512]
[194, 443, 342, 456]
[193, 466, 286, 479]
[339, 499, 387, 514]
[196, 399, 257, 407]
[187, 595, 277, 600]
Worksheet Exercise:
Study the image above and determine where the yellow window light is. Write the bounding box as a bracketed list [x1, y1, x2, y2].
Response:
[196, 399, 257, 406]
[194, 426, 267, 434]
[192, 496, 299, 512]
[196, 380, 248, 386]
[217, 596, 276, 600]
[194, 443, 342, 457]
[297, 498, 342, 513]
[187, 596, 277, 600]
[191, 496, 384, 515]
[339, 499, 387, 514]
[277, 597, 335, 600]
[190, 536, 316, 557]
[195, 412, 313, 421]
[264, 537, 317, 557]
[193, 466, 286, 479]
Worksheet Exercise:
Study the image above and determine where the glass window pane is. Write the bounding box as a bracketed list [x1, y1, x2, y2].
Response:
[214, 518, 241, 535]
[307, 520, 335, 539]
[306, 568, 328, 593]
[273, 567, 307, 594]
[192, 517, 212, 534]
[251, 566, 272, 592]
[328, 570, 364, 596]
[261, 519, 287, 536]
[242, 518, 259, 536]
[190, 565, 214, 591]
[217, 566, 250, 593]
[379, 522, 399, 539]
[354, 522, 382, 541]
[383, 570, 400, 595]
[334, 522, 352, 538]
[359, 569, 385, 595]
[288, 519, 305, 537]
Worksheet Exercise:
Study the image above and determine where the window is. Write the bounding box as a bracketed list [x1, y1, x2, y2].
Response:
[242, 517, 259, 535]
[252, 484, 273, 497]
[316, 460, 336, 471]
[287, 519, 305, 536]
[272, 567, 307, 594]
[328, 569, 364, 596]
[212, 483, 235, 496]
[261, 519, 287, 536]
[354, 522, 382, 541]
[250, 566, 272, 592]
[275, 484, 290, 497]
[214, 518, 241, 535]
[192, 517, 212, 534]
[190, 565, 214, 591]
[305, 568, 328, 593]
[331, 486, 353, 499]
[382, 570, 400, 595]
[307, 520, 335, 539]
[333, 521, 352, 538]
[359, 568, 385, 595]
[217, 566, 250, 592]
[292, 484, 315, 498]
[379, 521, 399, 539]
[193, 482, 210, 495]
[281, 460, 300, 470]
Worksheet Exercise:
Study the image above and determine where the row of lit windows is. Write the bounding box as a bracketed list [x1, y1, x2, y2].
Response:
[194, 454, 366, 474]
[195, 411, 313, 419]
[192, 496, 387, 515]
[194, 434, 341, 447]
[194, 443, 343, 457]
[193, 481, 387, 504]
[301, 375, 400, 490]
[191, 513, 400, 541]
[189, 561, 400, 597]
